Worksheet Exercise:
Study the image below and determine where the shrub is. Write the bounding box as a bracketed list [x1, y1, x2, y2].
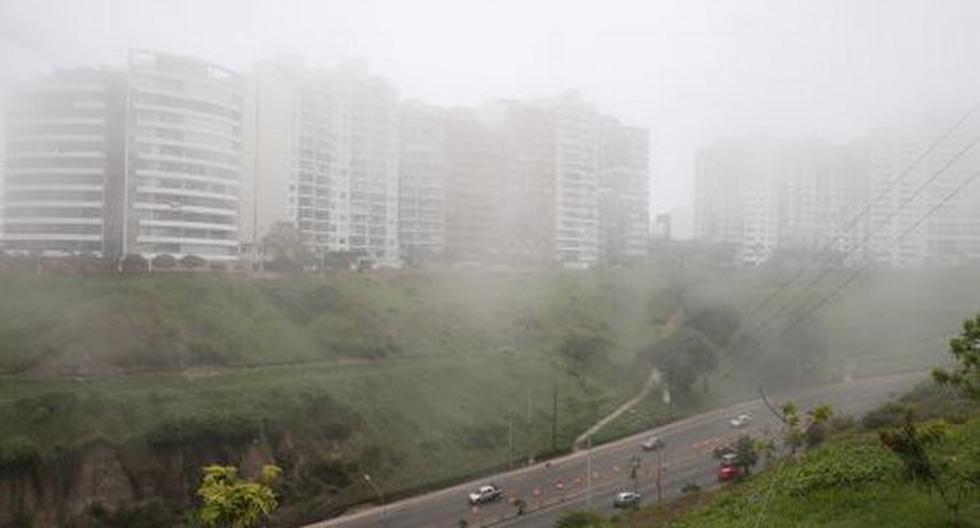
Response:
[862, 402, 909, 430]
[0, 436, 41, 468]
[151, 254, 177, 270]
[145, 414, 260, 449]
[181, 255, 207, 269]
[121, 254, 149, 274]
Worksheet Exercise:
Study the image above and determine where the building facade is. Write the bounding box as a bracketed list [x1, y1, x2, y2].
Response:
[695, 138, 869, 266]
[694, 129, 980, 268]
[866, 125, 980, 266]
[403, 94, 649, 268]
[243, 59, 400, 266]
[1, 50, 244, 263]
[599, 116, 651, 262]
[398, 101, 446, 262]
[695, 138, 782, 265]
[125, 49, 244, 262]
[1, 68, 126, 257]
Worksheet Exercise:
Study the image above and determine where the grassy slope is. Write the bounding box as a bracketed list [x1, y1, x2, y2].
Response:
[0, 268, 673, 510]
[619, 417, 980, 528]
[1, 265, 978, 522]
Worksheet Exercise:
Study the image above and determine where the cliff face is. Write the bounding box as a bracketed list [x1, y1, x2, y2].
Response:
[0, 441, 279, 527]
[0, 426, 374, 528]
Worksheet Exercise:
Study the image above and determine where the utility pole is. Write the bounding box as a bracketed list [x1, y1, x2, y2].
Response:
[629, 456, 640, 492]
[507, 413, 514, 469]
[551, 384, 558, 452]
[656, 451, 664, 505]
[586, 435, 593, 508]
[363, 473, 388, 528]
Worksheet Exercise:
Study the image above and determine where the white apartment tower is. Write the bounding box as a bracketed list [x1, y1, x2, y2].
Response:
[545, 94, 602, 268]
[398, 101, 446, 261]
[244, 58, 400, 266]
[695, 139, 781, 265]
[1, 69, 126, 256]
[125, 50, 244, 262]
[2, 50, 244, 263]
[867, 125, 980, 266]
[599, 116, 651, 262]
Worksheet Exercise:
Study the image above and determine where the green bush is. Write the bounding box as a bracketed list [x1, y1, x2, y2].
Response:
[145, 414, 260, 449]
[0, 436, 41, 468]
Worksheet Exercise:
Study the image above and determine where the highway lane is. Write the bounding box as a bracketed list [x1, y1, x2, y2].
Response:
[306, 372, 924, 528]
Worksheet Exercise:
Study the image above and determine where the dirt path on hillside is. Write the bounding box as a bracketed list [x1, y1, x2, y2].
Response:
[573, 309, 684, 449]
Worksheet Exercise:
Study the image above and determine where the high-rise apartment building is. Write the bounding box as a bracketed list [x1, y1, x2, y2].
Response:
[1, 50, 244, 263]
[599, 116, 651, 262]
[695, 138, 866, 266]
[125, 50, 244, 261]
[2, 68, 126, 256]
[498, 101, 557, 265]
[695, 129, 980, 268]
[398, 101, 446, 261]
[695, 139, 782, 265]
[542, 94, 602, 268]
[405, 93, 649, 268]
[441, 106, 507, 263]
[867, 125, 980, 266]
[244, 58, 400, 266]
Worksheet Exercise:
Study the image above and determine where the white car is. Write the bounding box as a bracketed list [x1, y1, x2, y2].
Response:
[729, 413, 752, 428]
[641, 435, 665, 451]
[613, 490, 641, 508]
[468, 484, 502, 505]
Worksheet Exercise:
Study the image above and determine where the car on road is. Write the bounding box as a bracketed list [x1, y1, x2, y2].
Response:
[468, 484, 502, 505]
[718, 462, 741, 482]
[729, 413, 752, 428]
[641, 435, 665, 451]
[613, 490, 641, 508]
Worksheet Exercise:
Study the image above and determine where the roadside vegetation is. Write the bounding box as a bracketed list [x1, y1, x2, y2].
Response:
[567, 312, 980, 528]
[1, 263, 978, 527]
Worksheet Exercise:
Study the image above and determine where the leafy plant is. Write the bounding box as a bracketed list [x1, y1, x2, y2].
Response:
[933, 314, 980, 400]
[197, 464, 282, 528]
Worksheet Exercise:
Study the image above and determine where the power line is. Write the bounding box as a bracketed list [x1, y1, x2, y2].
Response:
[742, 163, 980, 367]
[742, 104, 979, 324]
[733, 120, 980, 356]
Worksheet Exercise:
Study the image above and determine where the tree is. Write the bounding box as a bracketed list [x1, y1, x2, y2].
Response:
[643, 328, 718, 395]
[197, 464, 282, 528]
[933, 314, 980, 400]
[120, 254, 149, 274]
[151, 254, 177, 270]
[557, 328, 613, 366]
[683, 302, 742, 347]
[767, 400, 833, 456]
[261, 222, 311, 272]
[879, 411, 974, 526]
[555, 511, 614, 528]
[732, 435, 759, 476]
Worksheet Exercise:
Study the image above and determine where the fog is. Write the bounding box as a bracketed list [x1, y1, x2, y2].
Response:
[5, 0, 980, 214]
[1, 2, 979, 526]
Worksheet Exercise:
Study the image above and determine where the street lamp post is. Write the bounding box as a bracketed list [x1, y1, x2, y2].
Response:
[586, 435, 592, 508]
[363, 473, 388, 528]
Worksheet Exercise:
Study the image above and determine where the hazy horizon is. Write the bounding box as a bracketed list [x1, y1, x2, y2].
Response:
[4, 0, 980, 217]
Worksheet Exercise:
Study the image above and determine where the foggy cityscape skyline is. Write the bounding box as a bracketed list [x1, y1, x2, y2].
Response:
[5, 0, 980, 220]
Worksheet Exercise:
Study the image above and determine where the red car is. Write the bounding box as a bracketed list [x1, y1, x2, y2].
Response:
[718, 462, 741, 482]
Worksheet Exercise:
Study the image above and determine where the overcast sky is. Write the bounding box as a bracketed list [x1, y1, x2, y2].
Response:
[3, 0, 980, 216]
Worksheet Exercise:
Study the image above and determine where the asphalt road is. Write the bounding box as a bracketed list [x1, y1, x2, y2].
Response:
[306, 372, 924, 528]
